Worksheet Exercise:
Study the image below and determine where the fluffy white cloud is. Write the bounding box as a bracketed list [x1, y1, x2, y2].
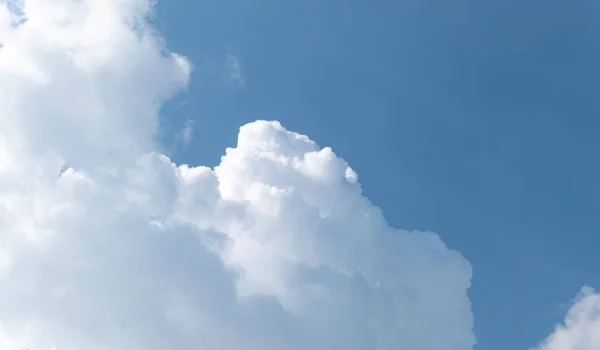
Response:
[534, 287, 600, 350]
[0, 0, 476, 349]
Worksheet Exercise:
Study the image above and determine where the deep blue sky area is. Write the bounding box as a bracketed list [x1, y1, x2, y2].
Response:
[154, 1, 600, 349]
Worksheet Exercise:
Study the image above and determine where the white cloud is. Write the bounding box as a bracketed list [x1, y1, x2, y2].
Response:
[0, 0, 476, 349]
[226, 53, 245, 87]
[176, 119, 194, 147]
[534, 287, 600, 350]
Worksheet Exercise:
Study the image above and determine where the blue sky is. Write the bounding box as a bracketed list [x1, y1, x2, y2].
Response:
[155, 1, 600, 349]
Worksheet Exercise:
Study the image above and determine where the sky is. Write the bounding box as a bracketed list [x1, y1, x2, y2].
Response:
[0, 0, 599, 349]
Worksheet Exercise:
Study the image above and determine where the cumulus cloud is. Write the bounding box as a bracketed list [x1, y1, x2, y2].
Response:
[534, 287, 600, 350]
[0, 0, 476, 349]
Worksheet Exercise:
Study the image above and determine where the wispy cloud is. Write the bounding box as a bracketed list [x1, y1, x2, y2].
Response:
[176, 119, 194, 147]
[226, 53, 245, 87]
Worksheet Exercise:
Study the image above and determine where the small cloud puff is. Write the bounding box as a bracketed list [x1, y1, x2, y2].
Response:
[226, 53, 245, 87]
[176, 119, 194, 147]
